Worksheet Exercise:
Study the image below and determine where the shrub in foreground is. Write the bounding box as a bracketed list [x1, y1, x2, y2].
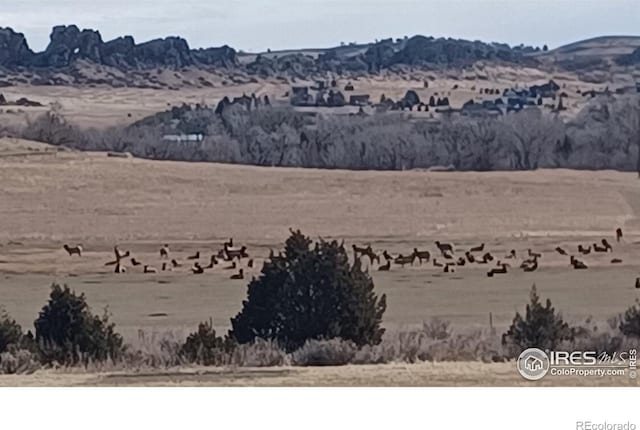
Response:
[619, 299, 640, 338]
[34, 284, 125, 364]
[502, 285, 575, 357]
[0, 307, 23, 354]
[229, 229, 387, 352]
[180, 319, 233, 366]
[230, 339, 289, 367]
[291, 338, 358, 366]
[0, 346, 40, 375]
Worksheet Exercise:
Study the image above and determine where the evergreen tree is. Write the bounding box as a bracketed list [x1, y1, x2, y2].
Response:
[34, 284, 124, 364]
[229, 230, 386, 351]
[502, 285, 574, 356]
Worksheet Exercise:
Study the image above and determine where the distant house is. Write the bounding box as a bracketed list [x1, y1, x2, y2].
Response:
[327, 90, 346, 107]
[529, 80, 560, 98]
[311, 80, 327, 91]
[349, 94, 370, 106]
[162, 133, 205, 143]
[461, 99, 503, 117]
[290, 86, 312, 106]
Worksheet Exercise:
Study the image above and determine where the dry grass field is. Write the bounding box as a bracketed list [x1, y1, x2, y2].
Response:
[0, 362, 636, 387]
[1, 138, 639, 385]
[0, 64, 613, 129]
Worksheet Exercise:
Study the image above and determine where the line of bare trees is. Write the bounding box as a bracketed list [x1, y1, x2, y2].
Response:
[15, 95, 640, 172]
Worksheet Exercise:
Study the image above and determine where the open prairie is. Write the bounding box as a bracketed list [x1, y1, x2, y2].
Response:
[1, 139, 640, 386]
[1, 138, 640, 338]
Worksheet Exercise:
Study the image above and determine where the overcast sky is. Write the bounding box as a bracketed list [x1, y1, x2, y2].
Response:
[1, 0, 639, 52]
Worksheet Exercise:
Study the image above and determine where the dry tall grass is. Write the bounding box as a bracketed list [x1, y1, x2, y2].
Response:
[2, 315, 635, 375]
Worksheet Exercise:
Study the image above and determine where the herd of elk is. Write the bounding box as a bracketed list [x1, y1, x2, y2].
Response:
[58, 227, 637, 286]
[62, 238, 249, 279]
[356, 228, 632, 283]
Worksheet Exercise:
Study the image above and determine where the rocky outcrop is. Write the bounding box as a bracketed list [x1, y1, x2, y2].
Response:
[0, 25, 237, 70]
[100, 36, 136, 68]
[0, 24, 541, 84]
[31, 25, 103, 67]
[362, 35, 532, 68]
[363, 41, 395, 71]
[192, 45, 238, 68]
[0, 27, 35, 66]
[133, 37, 192, 68]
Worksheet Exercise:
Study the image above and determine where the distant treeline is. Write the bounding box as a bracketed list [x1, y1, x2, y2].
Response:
[17, 95, 640, 172]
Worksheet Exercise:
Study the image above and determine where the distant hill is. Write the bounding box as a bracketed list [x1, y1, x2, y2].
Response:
[1, 25, 639, 88]
[535, 36, 640, 70]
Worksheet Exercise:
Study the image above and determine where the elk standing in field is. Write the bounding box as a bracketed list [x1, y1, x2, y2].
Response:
[105, 246, 129, 267]
[394, 254, 416, 267]
[435, 241, 454, 255]
[616, 228, 623, 242]
[63, 244, 83, 257]
[635, 277, 640, 289]
[114, 246, 130, 259]
[353, 244, 380, 264]
[160, 244, 170, 259]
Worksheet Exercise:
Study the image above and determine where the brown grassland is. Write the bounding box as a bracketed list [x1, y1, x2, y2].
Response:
[0, 137, 639, 385]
